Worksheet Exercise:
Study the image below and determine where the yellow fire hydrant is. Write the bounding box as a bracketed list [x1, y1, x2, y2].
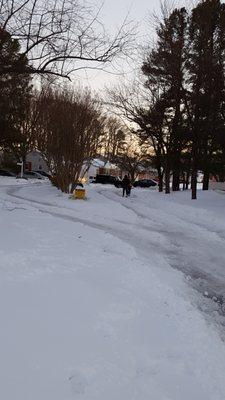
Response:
[73, 188, 86, 200]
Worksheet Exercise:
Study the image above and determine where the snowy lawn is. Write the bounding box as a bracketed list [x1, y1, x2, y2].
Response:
[0, 178, 225, 400]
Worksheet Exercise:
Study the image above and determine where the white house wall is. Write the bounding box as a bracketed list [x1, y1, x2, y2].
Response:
[26, 151, 48, 172]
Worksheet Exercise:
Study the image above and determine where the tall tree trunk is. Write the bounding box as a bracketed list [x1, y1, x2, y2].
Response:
[172, 170, 180, 191]
[131, 171, 135, 183]
[220, 152, 225, 181]
[157, 168, 163, 192]
[202, 170, 209, 190]
[182, 172, 186, 190]
[191, 168, 197, 199]
[22, 154, 26, 173]
[165, 157, 170, 194]
[158, 175, 163, 192]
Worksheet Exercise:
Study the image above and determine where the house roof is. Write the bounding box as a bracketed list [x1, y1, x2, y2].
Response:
[91, 159, 118, 169]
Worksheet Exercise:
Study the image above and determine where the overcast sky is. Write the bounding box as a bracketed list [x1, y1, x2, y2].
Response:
[101, 0, 160, 24]
[75, 0, 161, 90]
[75, 0, 186, 91]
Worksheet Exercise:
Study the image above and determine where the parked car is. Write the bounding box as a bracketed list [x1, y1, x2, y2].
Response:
[0, 169, 16, 177]
[133, 179, 158, 188]
[94, 174, 122, 187]
[33, 170, 51, 178]
[17, 171, 45, 179]
[114, 177, 123, 188]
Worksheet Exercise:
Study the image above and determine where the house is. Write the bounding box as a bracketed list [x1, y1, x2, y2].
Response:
[26, 150, 49, 172]
[138, 168, 158, 180]
[209, 180, 225, 191]
[81, 158, 121, 182]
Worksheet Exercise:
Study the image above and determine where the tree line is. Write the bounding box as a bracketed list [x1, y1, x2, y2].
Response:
[0, 0, 137, 192]
[108, 0, 225, 199]
[1, 0, 225, 198]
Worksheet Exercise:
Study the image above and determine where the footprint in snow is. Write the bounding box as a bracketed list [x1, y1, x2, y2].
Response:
[69, 372, 88, 396]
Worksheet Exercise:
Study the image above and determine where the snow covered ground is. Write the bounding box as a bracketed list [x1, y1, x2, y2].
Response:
[0, 177, 225, 400]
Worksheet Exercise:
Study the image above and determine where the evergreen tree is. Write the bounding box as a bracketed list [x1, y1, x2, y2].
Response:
[142, 8, 188, 193]
[0, 28, 31, 155]
[187, 0, 225, 197]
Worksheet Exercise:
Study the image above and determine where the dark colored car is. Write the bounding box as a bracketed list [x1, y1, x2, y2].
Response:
[0, 169, 16, 177]
[33, 170, 51, 178]
[114, 177, 123, 188]
[133, 179, 158, 188]
[17, 171, 45, 179]
[94, 174, 122, 187]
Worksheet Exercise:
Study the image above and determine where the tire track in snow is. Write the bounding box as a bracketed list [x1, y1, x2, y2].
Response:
[97, 188, 225, 319]
[4, 183, 225, 326]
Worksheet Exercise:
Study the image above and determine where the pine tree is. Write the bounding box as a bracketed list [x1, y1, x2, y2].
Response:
[0, 28, 31, 154]
[187, 0, 225, 197]
[142, 8, 188, 193]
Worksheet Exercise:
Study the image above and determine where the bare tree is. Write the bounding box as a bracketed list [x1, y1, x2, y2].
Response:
[35, 86, 104, 192]
[106, 81, 167, 191]
[113, 133, 151, 182]
[99, 116, 126, 160]
[0, 0, 133, 79]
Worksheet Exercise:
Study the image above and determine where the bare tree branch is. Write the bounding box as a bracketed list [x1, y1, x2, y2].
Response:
[0, 0, 134, 79]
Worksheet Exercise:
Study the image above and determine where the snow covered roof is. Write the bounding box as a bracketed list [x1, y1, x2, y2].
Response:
[89, 158, 118, 169]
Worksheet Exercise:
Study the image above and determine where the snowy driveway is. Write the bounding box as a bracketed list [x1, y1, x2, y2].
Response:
[6, 181, 225, 301]
[0, 180, 225, 400]
[99, 187, 225, 299]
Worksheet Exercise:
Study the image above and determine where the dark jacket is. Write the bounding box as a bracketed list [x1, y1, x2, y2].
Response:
[122, 176, 131, 188]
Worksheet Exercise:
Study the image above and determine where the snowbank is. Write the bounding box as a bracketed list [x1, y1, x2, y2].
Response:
[0, 181, 225, 400]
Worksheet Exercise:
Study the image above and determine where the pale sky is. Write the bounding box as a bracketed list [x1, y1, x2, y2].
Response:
[75, 0, 186, 91]
[101, 0, 160, 25]
[74, 0, 161, 91]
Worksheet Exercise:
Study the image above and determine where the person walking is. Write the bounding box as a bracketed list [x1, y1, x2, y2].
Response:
[122, 175, 131, 197]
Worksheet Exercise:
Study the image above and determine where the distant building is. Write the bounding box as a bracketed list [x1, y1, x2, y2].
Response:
[209, 180, 225, 191]
[26, 150, 48, 172]
[138, 168, 158, 180]
[82, 158, 121, 182]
